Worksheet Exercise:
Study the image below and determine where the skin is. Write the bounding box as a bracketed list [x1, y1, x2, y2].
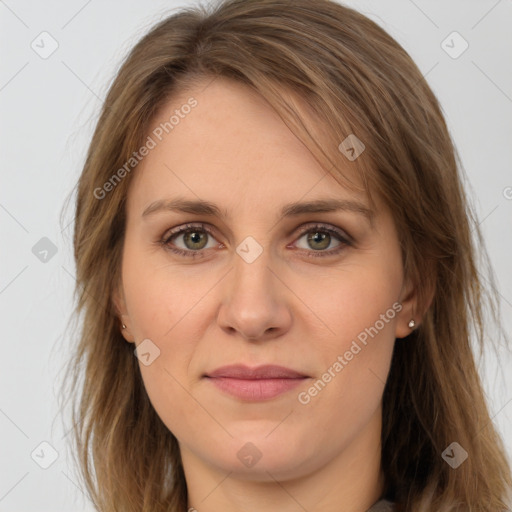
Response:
[114, 77, 418, 512]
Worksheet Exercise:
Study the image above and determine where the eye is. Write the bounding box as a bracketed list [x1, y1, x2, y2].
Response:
[292, 223, 352, 257]
[160, 223, 220, 258]
[160, 222, 352, 259]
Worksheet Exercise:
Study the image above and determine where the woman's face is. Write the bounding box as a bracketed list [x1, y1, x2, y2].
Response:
[115, 77, 416, 484]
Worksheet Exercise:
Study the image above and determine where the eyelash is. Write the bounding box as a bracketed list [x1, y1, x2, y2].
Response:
[159, 222, 352, 259]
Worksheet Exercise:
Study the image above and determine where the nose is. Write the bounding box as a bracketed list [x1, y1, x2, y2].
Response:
[216, 244, 292, 342]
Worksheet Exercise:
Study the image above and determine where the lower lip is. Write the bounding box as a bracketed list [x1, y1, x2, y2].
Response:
[205, 377, 306, 400]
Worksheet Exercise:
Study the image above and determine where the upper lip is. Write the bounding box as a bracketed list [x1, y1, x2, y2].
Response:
[204, 364, 308, 379]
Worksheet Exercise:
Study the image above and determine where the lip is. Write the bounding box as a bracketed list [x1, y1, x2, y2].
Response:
[205, 364, 308, 379]
[204, 364, 309, 401]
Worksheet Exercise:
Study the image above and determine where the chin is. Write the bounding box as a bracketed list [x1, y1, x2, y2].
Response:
[207, 433, 318, 481]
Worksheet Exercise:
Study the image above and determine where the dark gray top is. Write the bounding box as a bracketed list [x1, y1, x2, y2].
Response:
[367, 499, 395, 511]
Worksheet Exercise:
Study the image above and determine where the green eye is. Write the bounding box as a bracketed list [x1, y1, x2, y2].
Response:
[161, 222, 351, 259]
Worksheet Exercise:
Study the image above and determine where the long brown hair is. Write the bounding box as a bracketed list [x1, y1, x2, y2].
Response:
[59, 0, 512, 510]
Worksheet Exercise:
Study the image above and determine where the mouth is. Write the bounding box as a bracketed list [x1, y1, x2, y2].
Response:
[203, 364, 310, 401]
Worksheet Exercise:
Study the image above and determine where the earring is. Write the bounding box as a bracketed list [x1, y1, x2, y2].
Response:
[408, 319, 416, 329]
[122, 324, 126, 329]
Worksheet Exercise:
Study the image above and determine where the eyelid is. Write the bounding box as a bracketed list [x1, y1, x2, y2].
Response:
[290, 222, 352, 258]
[162, 222, 219, 243]
[292, 222, 353, 244]
[161, 223, 221, 257]
[160, 221, 352, 257]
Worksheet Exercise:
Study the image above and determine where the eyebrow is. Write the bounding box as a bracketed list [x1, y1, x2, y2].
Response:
[141, 197, 374, 226]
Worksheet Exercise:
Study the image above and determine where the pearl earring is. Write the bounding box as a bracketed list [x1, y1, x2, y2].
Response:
[122, 324, 126, 329]
[408, 319, 415, 329]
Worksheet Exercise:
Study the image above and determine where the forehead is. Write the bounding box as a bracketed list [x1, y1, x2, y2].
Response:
[126, 76, 372, 218]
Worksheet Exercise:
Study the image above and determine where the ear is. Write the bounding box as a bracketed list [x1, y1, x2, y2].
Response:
[112, 283, 136, 343]
[395, 273, 435, 339]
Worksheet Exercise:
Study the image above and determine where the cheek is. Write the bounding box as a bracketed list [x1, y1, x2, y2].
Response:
[297, 257, 401, 352]
[120, 244, 215, 430]
[293, 258, 400, 420]
[121, 240, 208, 340]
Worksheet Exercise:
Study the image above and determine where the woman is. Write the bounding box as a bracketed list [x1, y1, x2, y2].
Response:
[61, 0, 512, 510]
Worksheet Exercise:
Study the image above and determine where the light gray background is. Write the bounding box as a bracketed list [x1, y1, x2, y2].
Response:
[1, 1, 511, 510]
